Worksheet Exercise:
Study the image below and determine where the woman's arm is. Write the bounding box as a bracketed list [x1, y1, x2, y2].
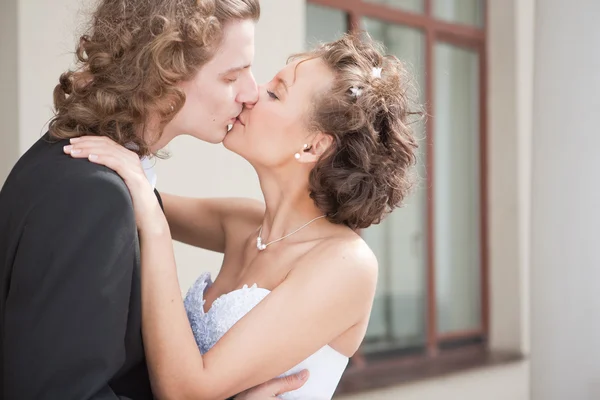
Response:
[161, 194, 264, 253]
[140, 227, 377, 400]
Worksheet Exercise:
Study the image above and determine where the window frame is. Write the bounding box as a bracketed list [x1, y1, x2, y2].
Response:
[306, 0, 489, 392]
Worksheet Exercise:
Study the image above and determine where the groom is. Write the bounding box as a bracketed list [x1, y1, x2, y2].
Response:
[0, 0, 306, 399]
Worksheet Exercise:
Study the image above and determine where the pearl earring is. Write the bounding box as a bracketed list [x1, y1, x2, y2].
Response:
[295, 144, 310, 160]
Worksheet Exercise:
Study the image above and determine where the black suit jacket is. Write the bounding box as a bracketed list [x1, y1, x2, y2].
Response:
[0, 133, 154, 399]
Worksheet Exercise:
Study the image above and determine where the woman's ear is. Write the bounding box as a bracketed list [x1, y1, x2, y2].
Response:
[296, 132, 333, 164]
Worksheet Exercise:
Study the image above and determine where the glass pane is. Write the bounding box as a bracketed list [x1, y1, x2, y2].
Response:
[434, 42, 481, 334]
[361, 18, 428, 353]
[433, 0, 484, 27]
[364, 0, 424, 14]
[306, 3, 347, 49]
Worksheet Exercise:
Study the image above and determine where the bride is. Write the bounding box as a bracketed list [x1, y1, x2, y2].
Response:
[65, 33, 420, 400]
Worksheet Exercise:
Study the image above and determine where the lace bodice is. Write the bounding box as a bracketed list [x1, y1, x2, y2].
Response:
[183, 272, 349, 400]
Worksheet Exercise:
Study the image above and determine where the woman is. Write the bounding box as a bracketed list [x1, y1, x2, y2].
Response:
[65, 33, 420, 399]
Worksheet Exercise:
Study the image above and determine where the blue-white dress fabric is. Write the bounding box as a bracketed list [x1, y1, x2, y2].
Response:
[183, 272, 349, 400]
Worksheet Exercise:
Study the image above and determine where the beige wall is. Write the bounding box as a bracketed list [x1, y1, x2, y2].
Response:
[17, 0, 85, 153]
[0, 0, 91, 181]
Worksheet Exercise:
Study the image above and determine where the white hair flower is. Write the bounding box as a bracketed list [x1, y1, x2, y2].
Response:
[350, 86, 363, 97]
[372, 67, 382, 79]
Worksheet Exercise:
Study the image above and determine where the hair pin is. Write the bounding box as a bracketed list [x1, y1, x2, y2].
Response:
[350, 86, 363, 97]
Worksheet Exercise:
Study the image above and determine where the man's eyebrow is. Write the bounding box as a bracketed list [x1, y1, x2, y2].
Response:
[220, 64, 251, 76]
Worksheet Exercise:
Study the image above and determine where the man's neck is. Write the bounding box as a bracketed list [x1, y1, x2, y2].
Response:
[136, 117, 179, 154]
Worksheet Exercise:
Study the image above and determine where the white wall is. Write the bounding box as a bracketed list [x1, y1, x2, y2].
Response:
[17, 0, 86, 153]
[0, 0, 94, 182]
[0, 0, 20, 181]
[530, 1, 600, 399]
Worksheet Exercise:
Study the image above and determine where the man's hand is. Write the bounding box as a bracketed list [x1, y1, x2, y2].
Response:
[234, 370, 309, 399]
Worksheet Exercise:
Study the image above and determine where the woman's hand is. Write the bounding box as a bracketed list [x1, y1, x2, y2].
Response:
[63, 136, 166, 234]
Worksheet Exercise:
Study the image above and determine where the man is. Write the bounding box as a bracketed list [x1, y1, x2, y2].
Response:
[0, 0, 305, 398]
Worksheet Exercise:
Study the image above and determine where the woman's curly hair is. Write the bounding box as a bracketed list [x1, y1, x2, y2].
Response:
[49, 0, 260, 156]
[294, 33, 422, 230]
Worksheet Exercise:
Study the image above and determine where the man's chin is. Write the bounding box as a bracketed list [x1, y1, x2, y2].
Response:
[204, 129, 229, 144]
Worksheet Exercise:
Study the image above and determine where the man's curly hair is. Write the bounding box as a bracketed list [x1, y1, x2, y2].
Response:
[49, 0, 260, 157]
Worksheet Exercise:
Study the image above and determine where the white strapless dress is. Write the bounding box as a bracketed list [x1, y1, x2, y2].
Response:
[183, 272, 349, 400]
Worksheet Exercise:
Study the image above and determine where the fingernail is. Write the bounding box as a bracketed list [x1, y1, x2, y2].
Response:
[299, 370, 309, 381]
[89, 154, 98, 161]
[63, 145, 72, 153]
[71, 149, 81, 155]
[70, 138, 80, 143]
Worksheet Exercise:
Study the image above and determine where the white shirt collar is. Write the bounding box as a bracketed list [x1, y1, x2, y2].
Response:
[125, 142, 157, 190]
[141, 156, 157, 190]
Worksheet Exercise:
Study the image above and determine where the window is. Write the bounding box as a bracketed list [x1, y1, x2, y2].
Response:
[307, 0, 488, 392]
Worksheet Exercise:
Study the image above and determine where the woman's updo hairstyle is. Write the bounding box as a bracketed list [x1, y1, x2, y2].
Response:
[294, 33, 422, 229]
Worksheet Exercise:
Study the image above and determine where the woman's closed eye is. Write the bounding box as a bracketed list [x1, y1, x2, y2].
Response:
[266, 90, 279, 100]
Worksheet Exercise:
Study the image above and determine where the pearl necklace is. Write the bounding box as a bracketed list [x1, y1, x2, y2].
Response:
[256, 215, 326, 251]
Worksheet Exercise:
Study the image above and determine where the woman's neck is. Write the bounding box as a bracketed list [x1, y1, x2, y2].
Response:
[257, 168, 324, 243]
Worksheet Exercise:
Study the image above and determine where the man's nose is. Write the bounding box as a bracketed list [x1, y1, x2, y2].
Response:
[238, 72, 259, 107]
